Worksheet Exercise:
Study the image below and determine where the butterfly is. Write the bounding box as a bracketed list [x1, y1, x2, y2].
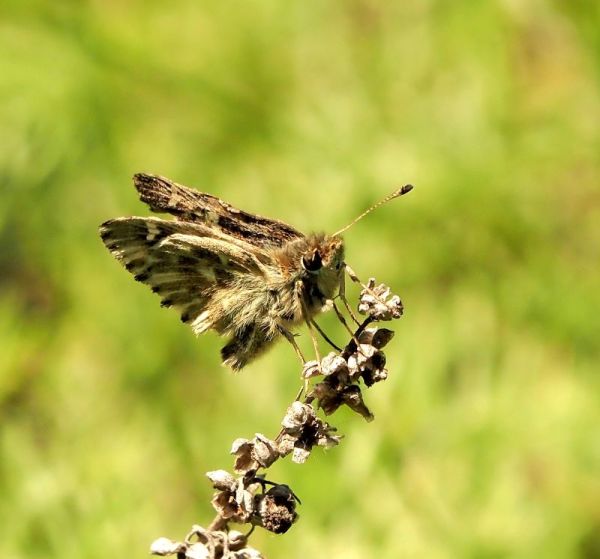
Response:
[99, 174, 412, 370]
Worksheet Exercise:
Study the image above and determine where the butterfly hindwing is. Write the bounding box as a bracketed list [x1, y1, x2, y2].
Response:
[99, 217, 266, 334]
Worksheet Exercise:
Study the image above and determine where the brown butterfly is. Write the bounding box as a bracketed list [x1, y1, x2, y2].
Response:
[99, 174, 412, 370]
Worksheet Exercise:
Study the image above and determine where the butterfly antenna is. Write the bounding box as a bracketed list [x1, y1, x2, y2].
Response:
[333, 184, 414, 237]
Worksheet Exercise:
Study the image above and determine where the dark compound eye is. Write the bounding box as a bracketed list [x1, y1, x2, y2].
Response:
[302, 250, 322, 273]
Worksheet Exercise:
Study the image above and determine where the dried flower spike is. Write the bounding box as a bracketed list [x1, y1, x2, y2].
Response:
[148, 275, 406, 559]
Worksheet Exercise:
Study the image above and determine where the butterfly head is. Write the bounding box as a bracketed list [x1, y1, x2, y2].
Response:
[301, 234, 345, 299]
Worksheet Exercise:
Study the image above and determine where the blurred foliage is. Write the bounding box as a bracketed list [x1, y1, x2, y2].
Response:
[1, 1, 599, 558]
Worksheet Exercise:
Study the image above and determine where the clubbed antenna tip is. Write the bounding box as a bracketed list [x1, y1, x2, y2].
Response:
[333, 184, 414, 237]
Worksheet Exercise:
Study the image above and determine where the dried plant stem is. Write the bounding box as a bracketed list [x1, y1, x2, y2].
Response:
[150, 279, 403, 559]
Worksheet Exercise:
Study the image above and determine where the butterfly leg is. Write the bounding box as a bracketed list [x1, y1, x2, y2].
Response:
[275, 324, 314, 401]
[304, 318, 321, 364]
[277, 325, 307, 366]
[343, 263, 362, 284]
[339, 265, 361, 326]
[332, 300, 356, 338]
[309, 318, 342, 352]
[294, 280, 322, 365]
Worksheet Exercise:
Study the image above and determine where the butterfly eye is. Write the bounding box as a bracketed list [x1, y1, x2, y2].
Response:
[302, 250, 322, 273]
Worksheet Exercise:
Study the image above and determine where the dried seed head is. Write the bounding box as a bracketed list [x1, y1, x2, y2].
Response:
[281, 401, 314, 431]
[207, 471, 259, 523]
[312, 379, 374, 421]
[358, 278, 403, 320]
[357, 327, 395, 349]
[150, 526, 264, 559]
[185, 542, 210, 559]
[345, 343, 388, 387]
[227, 530, 248, 551]
[231, 438, 256, 473]
[277, 433, 296, 457]
[347, 344, 376, 376]
[340, 385, 375, 421]
[150, 537, 185, 556]
[278, 402, 341, 463]
[252, 434, 279, 468]
[291, 445, 311, 464]
[211, 489, 254, 523]
[231, 434, 279, 474]
[320, 352, 349, 376]
[206, 470, 237, 492]
[254, 484, 298, 534]
[302, 360, 321, 379]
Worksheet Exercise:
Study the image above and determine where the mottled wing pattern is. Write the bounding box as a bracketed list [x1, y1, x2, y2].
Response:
[99, 217, 265, 333]
[134, 173, 304, 249]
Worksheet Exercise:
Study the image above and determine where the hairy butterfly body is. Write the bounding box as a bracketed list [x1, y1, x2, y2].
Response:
[100, 174, 345, 370]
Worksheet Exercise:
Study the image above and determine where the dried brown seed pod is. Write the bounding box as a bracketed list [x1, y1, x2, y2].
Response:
[231, 434, 279, 474]
[254, 485, 299, 534]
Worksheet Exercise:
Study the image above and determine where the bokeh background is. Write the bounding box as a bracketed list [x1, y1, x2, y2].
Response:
[1, 2, 599, 558]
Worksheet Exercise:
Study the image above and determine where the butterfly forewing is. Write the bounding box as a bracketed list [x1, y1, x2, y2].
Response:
[134, 173, 304, 249]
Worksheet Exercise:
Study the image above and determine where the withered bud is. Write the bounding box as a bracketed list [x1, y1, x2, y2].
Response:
[208, 471, 258, 523]
[357, 327, 395, 349]
[312, 379, 374, 421]
[254, 484, 298, 534]
[358, 278, 403, 320]
[231, 434, 279, 474]
[302, 360, 321, 379]
[226, 530, 248, 551]
[291, 445, 311, 464]
[311, 379, 341, 415]
[278, 401, 341, 463]
[211, 488, 254, 523]
[359, 351, 388, 387]
[276, 434, 296, 457]
[150, 537, 185, 556]
[347, 344, 376, 376]
[340, 385, 374, 421]
[320, 352, 349, 376]
[206, 470, 237, 492]
[185, 542, 210, 559]
[150, 526, 265, 559]
[347, 345, 388, 387]
[281, 401, 314, 431]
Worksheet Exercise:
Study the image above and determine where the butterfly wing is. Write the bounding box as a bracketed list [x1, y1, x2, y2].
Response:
[99, 217, 267, 334]
[134, 173, 304, 249]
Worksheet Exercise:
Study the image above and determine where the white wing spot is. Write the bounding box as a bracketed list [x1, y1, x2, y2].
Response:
[146, 222, 161, 242]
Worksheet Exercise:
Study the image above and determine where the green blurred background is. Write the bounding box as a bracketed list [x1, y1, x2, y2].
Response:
[1, 2, 599, 558]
